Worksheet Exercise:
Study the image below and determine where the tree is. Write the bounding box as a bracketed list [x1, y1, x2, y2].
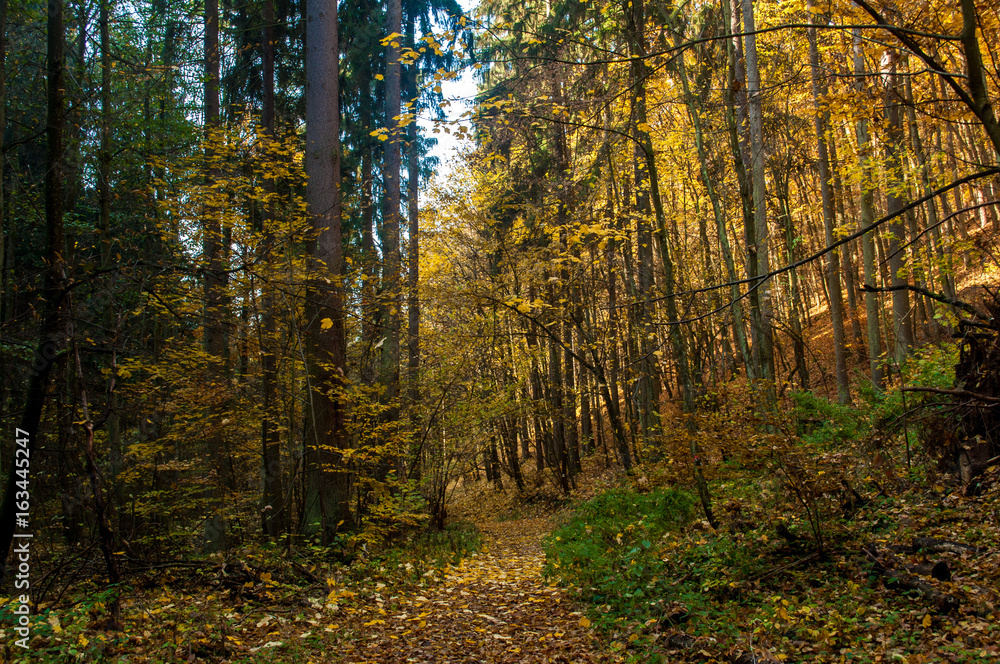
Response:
[303, 0, 352, 542]
[0, 0, 68, 578]
[807, 0, 849, 403]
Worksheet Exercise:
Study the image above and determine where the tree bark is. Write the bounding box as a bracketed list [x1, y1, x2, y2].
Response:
[808, 1, 849, 404]
[405, 5, 421, 479]
[742, 0, 775, 394]
[260, 0, 284, 539]
[201, 0, 231, 553]
[853, 28, 885, 390]
[676, 33, 751, 383]
[382, 0, 402, 416]
[0, 0, 68, 578]
[304, 0, 352, 542]
[882, 47, 913, 366]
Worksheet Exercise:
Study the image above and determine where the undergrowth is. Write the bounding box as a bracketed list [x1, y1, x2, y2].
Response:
[543, 487, 697, 621]
[3, 521, 483, 663]
[542, 360, 1000, 663]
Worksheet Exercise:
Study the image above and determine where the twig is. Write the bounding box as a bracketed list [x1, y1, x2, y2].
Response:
[753, 552, 821, 583]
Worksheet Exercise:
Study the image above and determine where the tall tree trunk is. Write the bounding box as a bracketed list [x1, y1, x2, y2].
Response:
[405, 6, 421, 479]
[853, 28, 885, 390]
[829, 136, 867, 363]
[72, 331, 122, 625]
[808, 1, 849, 404]
[742, 0, 775, 394]
[202, 0, 230, 553]
[98, 0, 124, 511]
[775, 167, 809, 390]
[0, 0, 68, 578]
[99, 0, 113, 267]
[882, 47, 913, 366]
[304, 0, 352, 542]
[625, 0, 661, 449]
[722, 0, 755, 381]
[603, 166, 630, 469]
[0, 0, 6, 333]
[260, 0, 283, 539]
[382, 0, 402, 416]
[360, 87, 377, 386]
[546, 291, 570, 491]
[676, 38, 751, 379]
[960, 0, 1000, 157]
[551, 99, 579, 477]
[903, 65, 947, 334]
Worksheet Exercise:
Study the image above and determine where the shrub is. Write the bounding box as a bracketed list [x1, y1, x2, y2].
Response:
[543, 487, 696, 619]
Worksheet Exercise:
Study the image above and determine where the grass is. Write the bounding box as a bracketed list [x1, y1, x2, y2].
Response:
[542, 459, 1000, 663]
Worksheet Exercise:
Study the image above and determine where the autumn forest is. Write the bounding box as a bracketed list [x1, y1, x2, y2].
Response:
[1, 0, 1000, 660]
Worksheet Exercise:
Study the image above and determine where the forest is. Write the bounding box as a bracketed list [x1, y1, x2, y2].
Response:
[0, 0, 999, 660]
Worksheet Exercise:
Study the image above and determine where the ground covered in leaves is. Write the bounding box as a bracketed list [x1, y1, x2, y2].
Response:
[0, 511, 613, 663]
[330, 517, 611, 663]
[3, 455, 999, 663]
[540, 463, 1000, 664]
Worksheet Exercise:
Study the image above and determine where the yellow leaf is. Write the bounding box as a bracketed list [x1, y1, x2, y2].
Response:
[922, 614, 932, 628]
[579, 616, 592, 628]
[320, 318, 333, 330]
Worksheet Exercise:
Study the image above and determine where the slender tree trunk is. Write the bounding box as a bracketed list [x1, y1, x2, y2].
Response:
[882, 48, 913, 366]
[775, 168, 809, 390]
[676, 40, 752, 379]
[304, 0, 352, 541]
[546, 293, 570, 491]
[829, 137, 866, 363]
[742, 0, 775, 394]
[202, 0, 231, 553]
[360, 90, 377, 386]
[405, 7, 421, 480]
[0, 0, 68, 578]
[625, 0, 661, 449]
[72, 332, 122, 624]
[808, 2, 849, 403]
[960, 0, 1000, 157]
[260, 0, 284, 538]
[603, 168, 629, 468]
[382, 0, 402, 415]
[99, 1, 112, 267]
[854, 28, 885, 389]
[0, 0, 4, 327]
[903, 66, 948, 335]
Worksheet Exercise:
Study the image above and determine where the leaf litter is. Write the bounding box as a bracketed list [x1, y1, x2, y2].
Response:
[331, 517, 616, 663]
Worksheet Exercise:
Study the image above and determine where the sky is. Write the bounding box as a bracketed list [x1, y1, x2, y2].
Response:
[418, 0, 481, 179]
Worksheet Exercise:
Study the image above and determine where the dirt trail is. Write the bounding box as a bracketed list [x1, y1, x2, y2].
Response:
[337, 517, 613, 663]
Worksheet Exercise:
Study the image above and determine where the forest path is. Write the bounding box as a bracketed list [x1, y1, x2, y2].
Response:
[334, 517, 614, 663]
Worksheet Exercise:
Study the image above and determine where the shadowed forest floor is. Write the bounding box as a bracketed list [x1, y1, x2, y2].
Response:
[6, 460, 1000, 663]
[330, 517, 612, 663]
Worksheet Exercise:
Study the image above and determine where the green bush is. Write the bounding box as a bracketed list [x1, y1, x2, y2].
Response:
[790, 343, 960, 452]
[790, 390, 867, 448]
[543, 487, 695, 620]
